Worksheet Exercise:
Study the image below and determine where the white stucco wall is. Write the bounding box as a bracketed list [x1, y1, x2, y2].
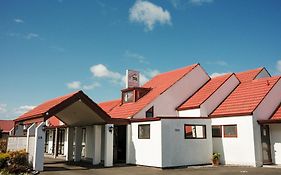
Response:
[178, 108, 201, 117]
[178, 74, 239, 117]
[253, 78, 281, 120]
[28, 136, 35, 164]
[211, 116, 259, 166]
[161, 118, 212, 167]
[7, 136, 27, 151]
[200, 74, 240, 117]
[134, 65, 209, 119]
[128, 121, 162, 167]
[270, 124, 281, 165]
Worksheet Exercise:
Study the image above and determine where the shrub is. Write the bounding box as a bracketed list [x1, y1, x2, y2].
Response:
[212, 152, 220, 160]
[8, 150, 28, 166]
[0, 150, 30, 174]
[0, 139, 7, 153]
[0, 152, 9, 168]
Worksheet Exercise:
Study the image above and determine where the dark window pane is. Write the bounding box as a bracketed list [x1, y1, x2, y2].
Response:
[212, 125, 222, 137]
[146, 106, 154, 118]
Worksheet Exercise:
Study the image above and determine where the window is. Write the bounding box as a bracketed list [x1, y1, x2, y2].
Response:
[212, 125, 222, 137]
[146, 106, 154, 118]
[223, 125, 237, 137]
[138, 124, 150, 139]
[184, 124, 206, 139]
[123, 91, 134, 103]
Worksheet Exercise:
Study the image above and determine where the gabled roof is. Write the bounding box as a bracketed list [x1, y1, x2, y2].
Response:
[235, 67, 264, 82]
[108, 64, 199, 118]
[15, 91, 80, 122]
[14, 90, 112, 123]
[99, 99, 120, 113]
[177, 73, 234, 111]
[211, 76, 281, 117]
[0, 120, 14, 133]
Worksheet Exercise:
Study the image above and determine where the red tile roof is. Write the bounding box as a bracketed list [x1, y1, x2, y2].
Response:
[211, 76, 281, 117]
[15, 91, 80, 122]
[269, 104, 281, 120]
[0, 120, 14, 133]
[177, 73, 234, 110]
[108, 64, 199, 118]
[235, 67, 264, 82]
[47, 116, 62, 126]
[98, 99, 120, 113]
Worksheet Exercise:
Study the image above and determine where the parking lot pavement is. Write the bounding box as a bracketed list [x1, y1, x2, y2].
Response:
[41, 160, 281, 175]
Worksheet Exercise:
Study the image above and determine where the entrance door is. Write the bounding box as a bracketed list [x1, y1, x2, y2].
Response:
[261, 125, 272, 164]
[113, 125, 127, 163]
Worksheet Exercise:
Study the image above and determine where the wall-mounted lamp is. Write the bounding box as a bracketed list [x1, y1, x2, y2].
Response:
[108, 126, 114, 133]
[42, 124, 47, 131]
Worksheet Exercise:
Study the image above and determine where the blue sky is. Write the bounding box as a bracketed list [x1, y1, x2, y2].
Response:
[0, 0, 281, 119]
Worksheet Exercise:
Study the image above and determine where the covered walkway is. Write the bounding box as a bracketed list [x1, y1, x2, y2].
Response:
[11, 91, 129, 171]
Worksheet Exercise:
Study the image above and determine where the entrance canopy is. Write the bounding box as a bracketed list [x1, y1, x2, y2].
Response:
[14, 90, 129, 126]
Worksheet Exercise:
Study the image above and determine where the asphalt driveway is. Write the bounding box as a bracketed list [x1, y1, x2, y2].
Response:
[41, 158, 281, 175]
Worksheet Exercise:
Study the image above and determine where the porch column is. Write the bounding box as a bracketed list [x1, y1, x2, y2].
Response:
[104, 124, 114, 167]
[66, 127, 74, 161]
[85, 126, 93, 159]
[74, 127, 83, 162]
[26, 123, 36, 164]
[53, 128, 58, 158]
[126, 124, 132, 164]
[92, 125, 101, 165]
[33, 122, 45, 172]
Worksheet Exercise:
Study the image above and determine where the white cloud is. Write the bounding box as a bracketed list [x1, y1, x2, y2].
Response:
[129, 0, 171, 31]
[146, 69, 160, 77]
[139, 69, 160, 85]
[276, 60, 281, 73]
[13, 105, 36, 115]
[83, 82, 101, 90]
[210, 72, 228, 78]
[90, 64, 160, 86]
[66, 81, 81, 89]
[124, 50, 149, 64]
[90, 64, 122, 81]
[189, 0, 213, 6]
[25, 33, 39, 40]
[14, 18, 24, 23]
[0, 104, 7, 113]
[140, 73, 149, 85]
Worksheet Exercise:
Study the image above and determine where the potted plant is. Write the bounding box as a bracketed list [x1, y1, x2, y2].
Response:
[212, 152, 220, 166]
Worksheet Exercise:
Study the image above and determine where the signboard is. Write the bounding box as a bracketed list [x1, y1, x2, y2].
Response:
[126, 70, 140, 88]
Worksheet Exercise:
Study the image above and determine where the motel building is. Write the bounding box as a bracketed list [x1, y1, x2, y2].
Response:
[6, 63, 281, 171]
